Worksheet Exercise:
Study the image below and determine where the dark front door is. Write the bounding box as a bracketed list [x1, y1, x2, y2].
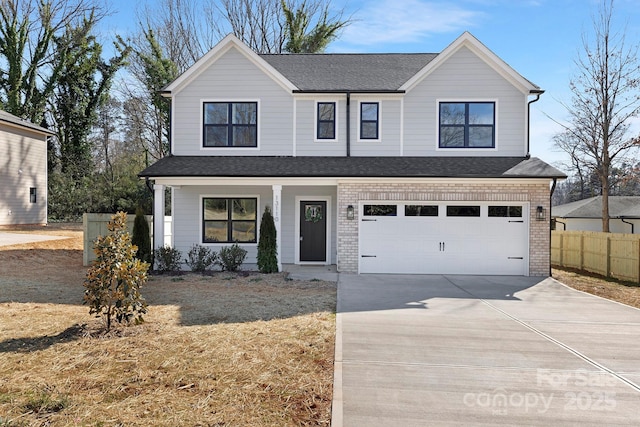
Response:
[300, 201, 327, 262]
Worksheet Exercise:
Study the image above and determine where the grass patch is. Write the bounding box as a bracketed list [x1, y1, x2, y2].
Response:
[0, 226, 337, 426]
[553, 267, 640, 308]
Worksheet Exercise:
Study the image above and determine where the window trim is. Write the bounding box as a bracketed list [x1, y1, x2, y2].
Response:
[436, 99, 498, 150]
[200, 99, 260, 150]
[358, 101, 381, 141]
[201, 195, 260, 245]
[314, 100, 339, 142]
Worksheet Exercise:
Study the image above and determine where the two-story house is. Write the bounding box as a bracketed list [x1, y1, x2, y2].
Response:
[140, 32, 565, 276]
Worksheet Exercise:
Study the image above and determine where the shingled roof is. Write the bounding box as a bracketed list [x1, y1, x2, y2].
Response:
[0, 109, 54, 135]
[552, 196, 640, 218]
[140, 156, 565, 179]
[259, 53, 438, 92]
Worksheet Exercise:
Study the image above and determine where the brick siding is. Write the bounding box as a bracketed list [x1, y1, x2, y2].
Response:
[337, 181, 551, 276]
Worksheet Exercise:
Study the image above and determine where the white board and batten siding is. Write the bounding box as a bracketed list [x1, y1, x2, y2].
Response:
[171, 47, 294, 156]
[403, 46, 528, 157]
[0, 124, 48, 225]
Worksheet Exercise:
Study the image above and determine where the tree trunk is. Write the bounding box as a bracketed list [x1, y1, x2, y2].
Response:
[601, 173, 610, 232]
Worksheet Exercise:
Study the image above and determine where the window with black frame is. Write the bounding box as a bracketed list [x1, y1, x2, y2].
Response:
[203, 102, 257, 147]
[202, 198, 257, 243]
[360, 102, 379, 139]
[439, 102, 495, 148]
[317, 102, 336, 140]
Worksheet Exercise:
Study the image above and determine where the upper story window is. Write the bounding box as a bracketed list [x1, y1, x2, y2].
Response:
[316, 102, 336, 140]
[360, 102, 379, 140]
[439, 102, 495, 148]
[203, 102, 257, 147]
[29, 187, 37, 203]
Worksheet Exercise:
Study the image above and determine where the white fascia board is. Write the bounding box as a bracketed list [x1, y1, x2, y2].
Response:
[163, 34, 298, 95]
[151, 176, 553, 187]
[400, 31, 540, 95]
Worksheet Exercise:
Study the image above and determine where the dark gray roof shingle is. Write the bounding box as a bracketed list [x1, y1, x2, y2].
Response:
[260, 53, 438, 91]
[140, 156, 566, 179]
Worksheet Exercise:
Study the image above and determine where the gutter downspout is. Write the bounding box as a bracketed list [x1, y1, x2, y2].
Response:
[527, 90, 544, 157]
[554, 218, 567, 231]
[620, 217, 635, 234]
[549, 178, 558, 277]
[346, 92, 351, 157]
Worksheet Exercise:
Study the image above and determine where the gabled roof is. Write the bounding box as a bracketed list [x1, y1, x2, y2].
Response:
[161, 31, 540, 95]
[139, 156, 565, 179]
[400, 32, 540, 94]
[552, 196, 640, 219]
[162, 34, 297, 95]
[0, 109, 54, 136]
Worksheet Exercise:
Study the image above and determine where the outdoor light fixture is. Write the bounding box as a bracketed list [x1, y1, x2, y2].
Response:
[536, 206, 546, 221]
[347, 205, 355, 220]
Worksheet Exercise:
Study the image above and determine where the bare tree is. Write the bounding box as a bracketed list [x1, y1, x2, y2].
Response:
[0, 0, 107, 123]
[554, 0, 640, 232]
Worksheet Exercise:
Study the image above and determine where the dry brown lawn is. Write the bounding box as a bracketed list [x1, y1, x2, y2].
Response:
[0, 224, 336, 426]
[552, 267, 640, 309]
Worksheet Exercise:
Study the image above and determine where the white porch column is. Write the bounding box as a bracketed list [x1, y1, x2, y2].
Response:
[272, 185, 282, 271]
[153, 184, 165, 252]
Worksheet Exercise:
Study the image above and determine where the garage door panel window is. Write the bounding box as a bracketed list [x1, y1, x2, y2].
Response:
[488, 206, 523, 217]
[363, 205, 397, 216]
[405, 205, 438, 216]
[446, 205, 480, 217]
[203, 197, 257, 243]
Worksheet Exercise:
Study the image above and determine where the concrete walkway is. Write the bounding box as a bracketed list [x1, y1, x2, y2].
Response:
[333, 274, 640, 426]
[0, 232, 68, 247]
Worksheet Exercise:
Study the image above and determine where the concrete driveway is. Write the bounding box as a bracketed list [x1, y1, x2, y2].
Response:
[332, 274, 640, 426]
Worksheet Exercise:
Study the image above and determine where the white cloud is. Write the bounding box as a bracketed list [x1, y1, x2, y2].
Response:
[339, 0, 484, 48]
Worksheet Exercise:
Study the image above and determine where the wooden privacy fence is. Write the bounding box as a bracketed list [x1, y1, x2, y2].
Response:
[551, 230, 640, 282]
[83, 213, 172, 266]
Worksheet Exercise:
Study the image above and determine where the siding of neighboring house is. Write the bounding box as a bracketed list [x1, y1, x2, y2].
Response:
[172, 46, 294, 156]
[403, 46, 528, 157]
[555, 218, 640, 234]
[0, 123, 47, 225]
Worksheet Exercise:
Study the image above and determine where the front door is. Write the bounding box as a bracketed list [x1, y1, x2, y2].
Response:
[300, 201, 327, 262]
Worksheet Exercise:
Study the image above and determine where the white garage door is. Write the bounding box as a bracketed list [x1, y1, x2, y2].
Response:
[359, 202, 528, 275]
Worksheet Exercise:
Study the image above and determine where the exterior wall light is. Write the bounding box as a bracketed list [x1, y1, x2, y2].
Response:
[536, 206, 546, 221]
[347, 205, 355, 220]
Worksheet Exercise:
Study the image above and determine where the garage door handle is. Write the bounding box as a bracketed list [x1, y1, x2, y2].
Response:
[508, 257, 523, 259]
[362, 219, 377, 222]
[361, 255, 377, 258]
[509, 220, 524, 223]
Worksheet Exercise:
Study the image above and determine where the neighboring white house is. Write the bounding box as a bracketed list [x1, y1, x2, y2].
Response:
[0, 109, 53, 225]
[552, 196, 640, 234]
[140, 32, 565, 276]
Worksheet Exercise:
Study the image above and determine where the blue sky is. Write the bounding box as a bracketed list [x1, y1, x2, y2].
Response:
[104, 0, 640, 170]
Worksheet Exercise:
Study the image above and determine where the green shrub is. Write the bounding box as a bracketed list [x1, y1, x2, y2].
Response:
[185, 244, 217, 272]
[218, 243, 247, 272]
[131, 207, 152, 264]
[257, 206, 278, 273]
[84, 212, 149, 331]
[154, 245, 183, 273]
